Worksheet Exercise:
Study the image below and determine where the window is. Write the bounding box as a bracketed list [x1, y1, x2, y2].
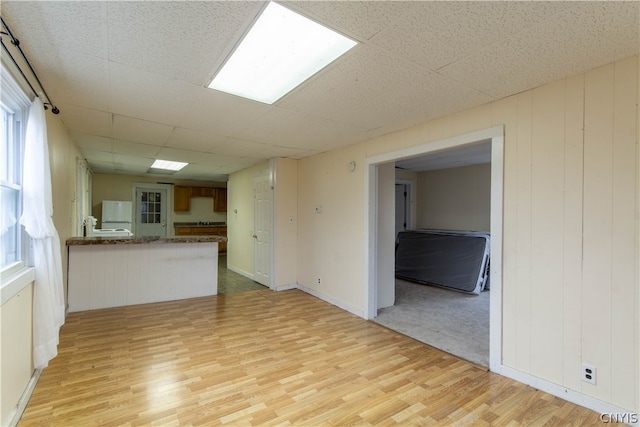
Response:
[140, 191, 162, 224]
[1, 65, 30, 276]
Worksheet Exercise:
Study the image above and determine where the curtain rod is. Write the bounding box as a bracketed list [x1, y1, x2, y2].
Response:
[0, 16, 60, 114]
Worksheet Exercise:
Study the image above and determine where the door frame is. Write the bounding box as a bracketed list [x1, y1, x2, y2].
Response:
[131, 182, 173, 237]
[364, 125, 504, 372]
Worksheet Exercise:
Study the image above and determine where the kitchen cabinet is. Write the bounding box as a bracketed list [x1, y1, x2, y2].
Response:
[214, 188, 227, 212]
[192, 186, 216, 198]
[175, 226, 227, 253]
[174, 186, 191, 211]
[173, 186, 226, 212]
[175, 227, 192, 236]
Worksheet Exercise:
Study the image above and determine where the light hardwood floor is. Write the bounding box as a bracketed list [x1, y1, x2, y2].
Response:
[19, 289, 602, 426]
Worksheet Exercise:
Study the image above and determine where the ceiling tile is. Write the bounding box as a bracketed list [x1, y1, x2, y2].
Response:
[154, 147, 224, 165]
[287, 1, 418, 41]
[278, 44, 430, 130]
[44, 52, 110, 111]
[112, 140, 161, 158]
[396, 141, 492, 172]
[58, 104, 111, 137]
[164, 127, 227, 152]
[208, 138, 284, 158]
[80, 148, 114, 164]
[108, 62, 200, 126]
[71, 132, 112, 152]
[106, 1, 262, 85]
[2, 2, 107, 58]
[370, 2, 572, 72]
[440, 2, 640, 99]
[177, 163, 238, 176]
[112, 115, 174, 146]
[88, 161, 117, 174]
[280, 44, 492, 135]
[249, 107, 367, 150]
[112, 164, 151, 175]
[113, 154, 154, 168]
[179, 88, 270, 135]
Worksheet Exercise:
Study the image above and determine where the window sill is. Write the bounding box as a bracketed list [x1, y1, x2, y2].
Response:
[1, 267, 35, 305]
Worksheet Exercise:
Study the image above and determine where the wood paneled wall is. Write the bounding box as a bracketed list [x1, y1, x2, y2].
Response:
[500, 57, 638, 409]
[295, 55, 638, 413]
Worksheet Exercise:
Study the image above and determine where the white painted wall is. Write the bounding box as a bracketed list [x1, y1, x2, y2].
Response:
[416, 163, 491, 232]
[273, 158, 298, 290]
[227, 161, 270, 278]
[297, 146, 366, 315]
[295, 56, 639, 413]
[0, 285, 33, 426]
[227, 158, 298, 290]
[376, 162, 396, 309]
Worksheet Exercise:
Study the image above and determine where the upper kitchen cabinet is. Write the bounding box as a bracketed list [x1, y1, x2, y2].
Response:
[192, 186, 216, 198]
[173, 185, 226, 212]
[214, 188, 227, 212]
[174, 186, 191, 211]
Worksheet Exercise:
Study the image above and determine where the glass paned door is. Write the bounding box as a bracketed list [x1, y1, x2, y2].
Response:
[135, 187, 168, 237]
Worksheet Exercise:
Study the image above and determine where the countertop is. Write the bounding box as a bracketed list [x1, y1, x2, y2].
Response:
[174, 222, 227, 228]
[66, 235, 227, 246]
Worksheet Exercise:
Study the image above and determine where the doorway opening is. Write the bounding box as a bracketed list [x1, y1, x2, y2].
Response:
[365, 126, 503, 371]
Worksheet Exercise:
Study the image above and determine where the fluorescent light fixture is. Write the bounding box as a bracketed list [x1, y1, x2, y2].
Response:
[208, 1, 357, 104]
[150, 159, 188, 171]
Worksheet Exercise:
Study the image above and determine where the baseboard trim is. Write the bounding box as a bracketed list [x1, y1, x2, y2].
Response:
[227, 265, 255, 281]
[498, 365, 638, 426]
[296, 284, 364, 318]
[274, 283, 297, 291]
[9, 368, 41, 427]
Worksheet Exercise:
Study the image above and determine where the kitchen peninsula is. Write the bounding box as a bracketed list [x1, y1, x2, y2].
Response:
[66, 235, 226, 312]
[174, 222, 227, 253]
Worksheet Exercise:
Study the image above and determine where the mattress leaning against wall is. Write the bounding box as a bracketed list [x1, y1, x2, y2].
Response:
[395, 230, 490, 294]
[420, 229, 491, 290]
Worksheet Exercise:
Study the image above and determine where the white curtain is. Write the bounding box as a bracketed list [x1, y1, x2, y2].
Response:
[20, 97, 65, 369]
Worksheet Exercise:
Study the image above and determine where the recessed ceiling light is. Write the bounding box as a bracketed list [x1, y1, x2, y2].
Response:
[208, 1, 357, 104]
[150, 159, 188, 171]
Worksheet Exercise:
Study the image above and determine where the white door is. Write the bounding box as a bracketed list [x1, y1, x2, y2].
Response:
[135, 187, 168, 237]
[254, 172, 272, 287]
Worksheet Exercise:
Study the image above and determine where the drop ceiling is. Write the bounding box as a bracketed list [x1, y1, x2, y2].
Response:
[1, 1, 638, 181]
[395, 141, 492, 173]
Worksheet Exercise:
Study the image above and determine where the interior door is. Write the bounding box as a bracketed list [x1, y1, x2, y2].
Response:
[135, 187, 168, 237]
[395, 183, 408, 237]
[254, 172, 272, 287]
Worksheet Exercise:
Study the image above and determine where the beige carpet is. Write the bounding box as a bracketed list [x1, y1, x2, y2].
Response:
[374, 279, 490, 368]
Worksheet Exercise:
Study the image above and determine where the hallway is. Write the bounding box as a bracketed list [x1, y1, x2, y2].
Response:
[217, 255, 267, 294]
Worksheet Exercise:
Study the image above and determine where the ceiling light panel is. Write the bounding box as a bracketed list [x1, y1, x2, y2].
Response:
[150, 159, 188, 171]
[208, 1, 357, 104]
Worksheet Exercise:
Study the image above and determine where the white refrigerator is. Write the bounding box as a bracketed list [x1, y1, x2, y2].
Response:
[101, 200, 132, 229]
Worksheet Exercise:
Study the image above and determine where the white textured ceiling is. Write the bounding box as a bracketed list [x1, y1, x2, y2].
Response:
[1, 1, 638, 181]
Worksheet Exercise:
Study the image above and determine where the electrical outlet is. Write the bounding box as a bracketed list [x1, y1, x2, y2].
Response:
[582, 363, 596, 385]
